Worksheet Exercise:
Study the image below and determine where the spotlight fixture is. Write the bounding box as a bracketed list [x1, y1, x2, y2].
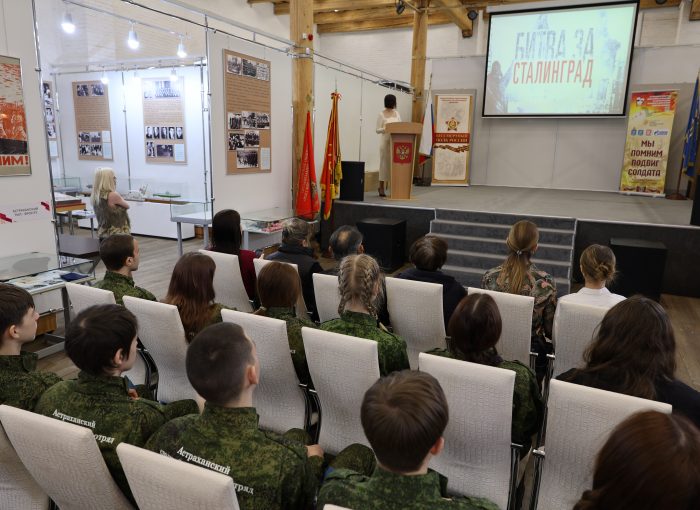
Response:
[396, 0, 405, 15]
[101, 70, 109, 85]
[170, 68, 178, 82]
[61, 11, 75, 34]
[127, 23, 140, 50]
[654, 0, 666, 4]
[467, 9, 478, 20]
[176, 37, 187, 58]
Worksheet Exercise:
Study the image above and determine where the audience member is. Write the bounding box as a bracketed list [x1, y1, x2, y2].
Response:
[574, 410, 700, 510]
[482, 220, 557, 378]
[91, 167, 130, 240]
[321, 254, 409, 376]
[254, 261, 316, 388]
[426, 293, 543, 451]
[163, 252, 229, 342]
[94, 234, 156, 304]
[0, 283, 60, 410]
[318, 370, 499, 510]
[209, 209, 257, 301]
[146, 322, 373, 509]
[326, 225, 364, 275]
[559, 296, 700, 427]
[557, 244, 625, 310]
[266, 218, 322, 320]
[397, 235, 466, 328]
[34, 305, 198, 504]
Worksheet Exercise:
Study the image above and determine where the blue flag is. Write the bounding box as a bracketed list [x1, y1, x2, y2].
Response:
[681, 74, 700, 178]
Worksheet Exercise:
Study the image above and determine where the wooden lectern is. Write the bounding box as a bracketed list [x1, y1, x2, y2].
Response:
[385, 122, 422, 200]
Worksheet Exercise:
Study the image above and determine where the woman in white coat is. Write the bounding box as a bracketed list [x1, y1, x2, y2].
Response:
[375, 94, 401, 197]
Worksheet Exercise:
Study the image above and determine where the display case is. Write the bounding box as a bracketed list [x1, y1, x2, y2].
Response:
[170, 201, 214, 255]
[52, 177, 83, 194]
[241, 208, 296, 251]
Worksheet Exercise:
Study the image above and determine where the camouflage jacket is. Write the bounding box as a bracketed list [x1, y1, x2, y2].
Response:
[265, 307, 316, 389]
[318, 466, 500, 510]
[481, 264, 557, 341]
[321, 311, 410, 376]
[94, 193, 130, 238]
[145, 404, 322, 510]
[425, 348, 544, 450]
[34, 371, 198, 504]
[94, 270, 157, 305]
[0, 352, 61, 410]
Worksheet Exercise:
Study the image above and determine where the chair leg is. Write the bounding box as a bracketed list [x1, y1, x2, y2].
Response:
[541, 353, 556, 404]
[528, 449, 545, 510]
[507, 443, 522, 510]
[307, 388, 322, 444]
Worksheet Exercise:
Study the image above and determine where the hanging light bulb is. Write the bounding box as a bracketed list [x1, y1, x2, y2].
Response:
[177, 37, 187, 59]
[127, 23, 140, 50]
[61, 11, 75, 34]
[169, 68, 178, 82]
[101, 70, 109, 85]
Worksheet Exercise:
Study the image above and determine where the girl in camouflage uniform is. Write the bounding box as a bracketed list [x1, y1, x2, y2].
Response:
[91, 167, 130, 240]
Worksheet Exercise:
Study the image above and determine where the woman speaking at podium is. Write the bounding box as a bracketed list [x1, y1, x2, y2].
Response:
[376, 94, 401, 197]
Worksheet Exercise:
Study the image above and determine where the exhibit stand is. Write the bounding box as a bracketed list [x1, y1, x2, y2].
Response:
[386, 122, 422, 200]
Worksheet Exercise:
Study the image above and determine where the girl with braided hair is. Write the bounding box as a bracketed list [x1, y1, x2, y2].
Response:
[320, 254, 409, 376]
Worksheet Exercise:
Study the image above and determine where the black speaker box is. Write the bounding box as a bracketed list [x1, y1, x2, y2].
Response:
[609, 237, 667, 302]
[339, 161, 365, 202]
[356, 218, 406, 272]
[691, 194, 700, 226]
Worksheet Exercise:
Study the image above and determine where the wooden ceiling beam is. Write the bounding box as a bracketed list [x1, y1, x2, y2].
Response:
[317, 12, 454, 34]
[315, 7, 416, 24]
[690, 0, 700, 20]
[431, 0, 472, 37]
[275, 0, 398, 15]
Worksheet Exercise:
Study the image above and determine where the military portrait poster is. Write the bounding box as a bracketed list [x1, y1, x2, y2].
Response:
[43, 81, 59, 158]
[431, 93, 474, 186]
[619, 90, 678, 196]
[0, 55, 31, 176]
[223, 49, 271, 175]
[73, 80, 113, 161]
[142, 77, 187, 164]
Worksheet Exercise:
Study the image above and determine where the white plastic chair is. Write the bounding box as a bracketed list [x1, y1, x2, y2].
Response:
[313, 273, 341, 323]
[531, 380, 672, 510]
[419, 353, 517, 510]
[552, 301, 609, 378]
[0, 404, 135, 510]
[0, 423, 48, 510]
[123, 296, 197, 403]
[254, 258, 308, 318]
[386, 277, 446, 369]
[323, 506, 353, 510]
[199, 249, 253, 312]
[221, 310, 307, 434]
[302, 327, 380, 454]
[468, 288, 535, 366]
[117, 443, 239, 510]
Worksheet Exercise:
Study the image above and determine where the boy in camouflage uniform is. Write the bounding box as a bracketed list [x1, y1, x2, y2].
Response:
[94, 234, 156, 304]
[318, 370, 499, 510]
[34, 304, 198, 504]
[0, 283, 61, 410]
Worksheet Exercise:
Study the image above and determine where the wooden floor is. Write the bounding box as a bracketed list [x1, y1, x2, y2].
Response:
[36, 231, 700, 392]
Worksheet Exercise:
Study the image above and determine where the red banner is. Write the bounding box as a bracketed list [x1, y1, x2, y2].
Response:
[321, 92, 342, 220]
[295, 111, 319, 219]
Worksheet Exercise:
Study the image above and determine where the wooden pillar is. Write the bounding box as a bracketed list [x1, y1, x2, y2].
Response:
[410, 0, 428, 177]
[290, 0, 314, 208]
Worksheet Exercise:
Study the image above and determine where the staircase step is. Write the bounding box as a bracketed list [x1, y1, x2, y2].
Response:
[442, 264, 571, 296]
[436, 233, 573, 262]
[436, 209, 576, 230]
[445, 249, 571, 279]
[431, 220, 575, 246]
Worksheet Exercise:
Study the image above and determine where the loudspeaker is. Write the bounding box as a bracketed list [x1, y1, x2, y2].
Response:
[609, 237, 667, 302]
[339, 161, 365, 202]
[356, 218, 406, 272]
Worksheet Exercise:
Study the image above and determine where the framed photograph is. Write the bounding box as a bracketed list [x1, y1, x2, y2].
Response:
[0, 55, 31, 176]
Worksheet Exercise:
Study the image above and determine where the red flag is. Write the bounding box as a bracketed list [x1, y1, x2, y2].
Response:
[321, 92, 342, 220]
[295, 111, 319, 219]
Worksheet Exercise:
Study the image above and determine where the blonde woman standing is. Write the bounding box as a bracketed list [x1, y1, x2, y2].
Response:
[91, 167, 130, 241]
[375, 94, 401, 197]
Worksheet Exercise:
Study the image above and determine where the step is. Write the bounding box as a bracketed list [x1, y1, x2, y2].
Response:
[442, 264, 571, 296]
[436, 233, 573, 262]
[445, 249, 571, 279]
[431, 220, 575, 246]
[436, 209, 576, 231]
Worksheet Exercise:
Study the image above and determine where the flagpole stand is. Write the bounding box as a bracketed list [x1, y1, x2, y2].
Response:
[665, 167, 688, 200]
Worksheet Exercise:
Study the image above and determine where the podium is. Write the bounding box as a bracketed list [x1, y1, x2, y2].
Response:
[385, 122, 422, 200]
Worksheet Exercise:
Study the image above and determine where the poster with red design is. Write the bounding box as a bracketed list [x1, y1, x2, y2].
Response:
[0, 201, 52, 224]
[0, 55, 31, 176]
[432, 93, 473, 186]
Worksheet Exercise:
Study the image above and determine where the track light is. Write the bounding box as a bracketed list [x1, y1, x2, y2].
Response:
[101, 70, 109, 85]
[127, 23, 140, 50]
[170, 68, 178, 82]
[177, 37, 187, 59]
[467, 9, 478, 20]
[61, 11, 75, 34]
[396, 0, 405, 15]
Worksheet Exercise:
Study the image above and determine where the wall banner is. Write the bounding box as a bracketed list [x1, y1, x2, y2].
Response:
[431, 93, 474, 186]
[73, 80, 113, 161]
[142, 77, 187, 164]
[619, 90, 678, 196]
[0, 55, 31, 176]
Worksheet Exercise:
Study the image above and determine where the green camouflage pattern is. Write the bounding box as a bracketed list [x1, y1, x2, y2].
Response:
[318, 466, 500, 510]
[0, 352, 61, 410]
[481, 264, 557, 341]
[265, 307, 316, 388]
[425, 348, 544, 450]
[94, 270, 157, 305]
[94, 193, 130, 238]
[34, 371, 198, 504]
[320, 311, 410, 376]
[145, 404, 321, 510]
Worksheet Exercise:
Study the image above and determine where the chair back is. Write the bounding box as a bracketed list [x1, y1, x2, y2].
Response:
[419, 353, 515, 509]
[221, 310, 307, 433]
[0, 422, 48, 510]
[386, 277, 446, 369]
[254, 258, 308, 318]
[123, 296, 197, 402]
[313, 273, 341, 323]
[302, 327, 379, 454]
[199, 250, 253, 312]
[66, 282, 115, 317]
[552, 301, 609, 378]
[467, 288, 534, 365]
[535, 380, 672, 510]
[0, 405, 134, 510]
[117, 443, 239, 510]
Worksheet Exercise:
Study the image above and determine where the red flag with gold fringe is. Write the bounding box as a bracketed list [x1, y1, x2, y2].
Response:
[295, 111, 319, 220]
[321, 92, 342, 220]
